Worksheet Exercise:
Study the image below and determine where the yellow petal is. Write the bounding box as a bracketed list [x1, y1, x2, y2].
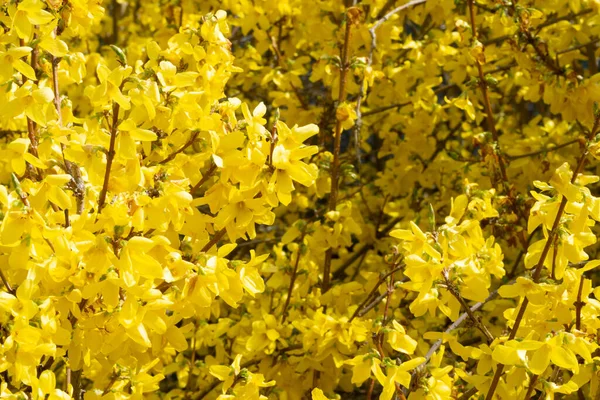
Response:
[130, 128, 158, 141]
[311, 388, 329, 400]
[13, 59, 37, 80]
[492, 345, 521, 366]
[551, 346, 579, 373]
[529, 345, 551, 375]
[39, 37, 68, 57]
[166, 326, 188, 351]
[47, 186, 72, 210]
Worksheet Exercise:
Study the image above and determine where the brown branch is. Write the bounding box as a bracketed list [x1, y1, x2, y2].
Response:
[352, 1, 429, 168]
[71, 370, 82, 400]
[587, 42, 599, 75]
[0, 268, 15, 296]
[575, 275, 585, 331]
[201, 228, 226, 252]
[184, 320, 199, 397]
[19, 38, 42, 182]
[361, 83, 454, 117]
[12, 173, 31, 208]
[485, 114, 600, 400]
[367, 378, 376, 400]
[323, 8, 358, 293]
[281, 229, 307, 323]
[467, 0, 509, 191]
[349, 264, 405, 321]
[506, 3, 566, 76]
[523, 374, 539, 400]
[523, 30, 565, 75]
[375, 0, 398, 19]
[507, 138, 579, 160]
[155, 228, 226, 294]
[458, 387, 479, 400]
[269, 36, 308, 109]
[98, 101, 120, 212]
[194, 344, 303, 400]
[190, 163, 217, 193]
[178, 1, 184, 28]
[443, 272, 494, 343]
[331, 216, 402, 281]
[361, 59, 515, 118]
[332, 244, 371, 281]
[409, 285, 503, 396]
[51, 41, 85, 216]
[268, 114, 278, 169]
[370, 0, 426, 32]
[556, 37, 600, 56]
[356, 277, 406, 318]
[483, 9, 593, 47]
[102, 373, 119, 396]
[159, 130, 199, 164]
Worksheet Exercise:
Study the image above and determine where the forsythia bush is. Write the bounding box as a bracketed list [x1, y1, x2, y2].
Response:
[1, 0, 600, 399]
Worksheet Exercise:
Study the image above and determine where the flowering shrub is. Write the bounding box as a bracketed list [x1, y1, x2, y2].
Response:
[1, 0, 600, 399]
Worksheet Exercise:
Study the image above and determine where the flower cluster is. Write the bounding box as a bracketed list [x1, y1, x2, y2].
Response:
[2, 0, 600, 400]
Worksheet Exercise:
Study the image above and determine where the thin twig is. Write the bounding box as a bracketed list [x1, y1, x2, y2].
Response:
[357, 280, 403, 318]
[323, 8, 358, 293]
[507, 138, 579, 160]
[523, 375, 539, 400]
[159, 131, 199, 164]
[331, 216, 402, 281]
[194, 345, 303, 400]
[102, 373, 119, 396]
[412, 285, 502, 380]
[190, 163, 217, 193]
[367, 378, 376, 400]
[184, 319, 199, 397]
[98, 101, 120, 212]
[370, 0, 427, 32]
[51, 37, 85, 216]
[587, 41, 599, 75]
[458, 387, 479, 400]
[19, 38, 42, 182]
[201, 228, 226, 252]
[352, 0, 425, 168]
[12, 173, 31, 208]
[0, 269, 15, 296]
[349, 264, 405, 322]
[71, 370, 82, 400]
[375, 0, 398, 19]
[467, 0, 509, 191]
[556, 37, 599, 56]
[575, 275, 586, 331]
[483, 9, 593, 47]
[269, 36, 308, 109]
[178, 0, 184, 28]
[361, 82, 453, 118]
[506, 2, 565, 76]
[443, 273, 494, 343]
[155, 234, 226, 294]
[281, 229, 307, 323]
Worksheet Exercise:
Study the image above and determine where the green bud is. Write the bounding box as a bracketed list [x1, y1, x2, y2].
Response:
[485, 74, 498, 86]
[109, 45, 127, 66]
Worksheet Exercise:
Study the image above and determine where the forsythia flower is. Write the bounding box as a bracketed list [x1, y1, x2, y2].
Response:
[0, 1, 600, 400]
